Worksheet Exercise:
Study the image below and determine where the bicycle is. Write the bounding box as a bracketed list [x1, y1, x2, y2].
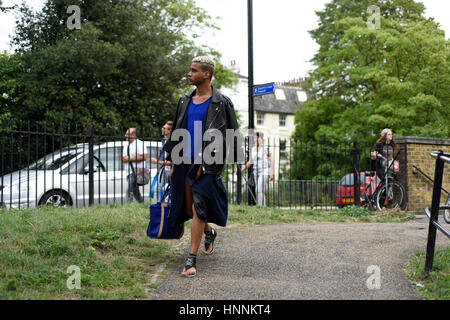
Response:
[360, 151, 407, 211]
[444, 194, 450, 224]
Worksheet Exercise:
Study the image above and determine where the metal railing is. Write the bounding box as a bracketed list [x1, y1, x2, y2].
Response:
[220, 138, 406, 210]
[424, 151, 450, 277]
[0, 120, 407, 211]
[412, 164, 449, 196]
[0, 122, 162, 209]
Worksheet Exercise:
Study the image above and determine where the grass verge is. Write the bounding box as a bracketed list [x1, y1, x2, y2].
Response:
[0, 203, 179, 300]
[227, 204, 415, 226]
[0, 203, 414, 299]
[403, 247, 450, 300]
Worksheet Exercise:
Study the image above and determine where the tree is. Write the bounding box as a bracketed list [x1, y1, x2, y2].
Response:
[0, 53, 24, 123]
[0, 0, 17, 13]
[295, 0, 449, 144]
[5, 0, 236, 134]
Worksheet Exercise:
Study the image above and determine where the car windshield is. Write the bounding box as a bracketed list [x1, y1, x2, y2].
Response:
[28, 149, 86, 170]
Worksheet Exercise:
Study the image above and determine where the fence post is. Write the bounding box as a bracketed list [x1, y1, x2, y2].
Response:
[237, 167, 242, 205]
[246, 135, 255, 206]
[353, 141, 361, 206]
[88, 125, 94, 206]
[424, 151, 445, 276]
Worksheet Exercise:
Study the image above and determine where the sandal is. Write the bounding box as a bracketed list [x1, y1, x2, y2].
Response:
[182, 255, 197, 278]
[202, 228, 217, 255]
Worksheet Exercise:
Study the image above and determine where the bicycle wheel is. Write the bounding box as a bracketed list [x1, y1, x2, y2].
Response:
[374, 181, 406, 211]
[444, 194, 450, 224]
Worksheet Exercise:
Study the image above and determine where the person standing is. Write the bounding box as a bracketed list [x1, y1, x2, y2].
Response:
[241, 132, 274, 206]
[164, 56, 240, 278]
[151, 121, 173, 201]
[371, 128, 395, 180]
[123, 128, 147, 203]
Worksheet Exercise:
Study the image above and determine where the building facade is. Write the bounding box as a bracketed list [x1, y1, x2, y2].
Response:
[220, 61, 307, 179]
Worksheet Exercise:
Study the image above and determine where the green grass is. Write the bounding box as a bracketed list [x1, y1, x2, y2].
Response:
[227, 204, 415, 226]
[0, 203, 415, 299]
[0, 203, 178, 300]
[403, 247, 450, 300]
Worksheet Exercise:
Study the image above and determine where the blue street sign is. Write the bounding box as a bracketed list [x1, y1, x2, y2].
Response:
[253, 83, 275, 96]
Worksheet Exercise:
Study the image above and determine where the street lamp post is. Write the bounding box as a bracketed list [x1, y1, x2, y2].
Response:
[247, 0, 254, 130]
[246, 0, 256, 205]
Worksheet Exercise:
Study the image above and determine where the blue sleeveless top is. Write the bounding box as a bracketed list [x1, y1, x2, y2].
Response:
[186, 97, 211, 159]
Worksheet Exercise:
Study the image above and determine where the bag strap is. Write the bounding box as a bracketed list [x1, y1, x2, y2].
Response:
[128, 144, 136, 176]
[128, 142, 146, 175]
[161, 184, 172, 203]
[157, 202, 166, 238]
[158, 164, 165, 181]
[161, 184, 173, 219]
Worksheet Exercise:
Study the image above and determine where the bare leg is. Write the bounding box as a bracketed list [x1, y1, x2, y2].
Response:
[190, 203, 205, 255]
[181, 179, 211, 277]
[181, 204, 206, 277]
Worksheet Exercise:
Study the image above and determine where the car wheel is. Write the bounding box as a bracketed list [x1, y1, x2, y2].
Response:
[40, 190, 72, 208]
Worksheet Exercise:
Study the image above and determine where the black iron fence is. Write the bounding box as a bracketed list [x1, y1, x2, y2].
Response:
[0, 121, 162, 209]
[224, 138, 406, 211]
[0, 121, 407, 210]
[424, 151, 450, 277]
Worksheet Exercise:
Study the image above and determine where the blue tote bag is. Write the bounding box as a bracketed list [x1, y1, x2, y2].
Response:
[147, 185, 184, 239]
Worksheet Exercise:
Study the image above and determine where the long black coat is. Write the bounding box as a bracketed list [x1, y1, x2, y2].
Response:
[165, 87, 240, 227]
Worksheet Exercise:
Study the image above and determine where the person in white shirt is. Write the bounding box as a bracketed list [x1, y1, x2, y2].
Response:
[122, 128, 147, 203]
[241, 132, 274, 206]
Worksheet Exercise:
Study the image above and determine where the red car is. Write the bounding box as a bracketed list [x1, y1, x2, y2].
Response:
[336, 171, 381, 207]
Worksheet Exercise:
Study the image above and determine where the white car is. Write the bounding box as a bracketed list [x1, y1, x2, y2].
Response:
[0, 140, 163, 209]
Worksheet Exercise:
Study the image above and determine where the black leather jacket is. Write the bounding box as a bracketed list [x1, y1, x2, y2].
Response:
[164, 86, 241, 176]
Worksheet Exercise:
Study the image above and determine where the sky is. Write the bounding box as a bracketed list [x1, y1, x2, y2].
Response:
[0, 0, 449, 84]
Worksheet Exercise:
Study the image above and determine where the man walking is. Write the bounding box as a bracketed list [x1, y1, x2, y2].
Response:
[164, 56, 241, 277]
[123, 128, 147, 203]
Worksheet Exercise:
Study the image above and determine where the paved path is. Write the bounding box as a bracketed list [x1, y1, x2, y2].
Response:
[152, 216, 449, 300]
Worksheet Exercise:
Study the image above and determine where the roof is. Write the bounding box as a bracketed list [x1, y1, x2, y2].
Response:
[254, 85, 305, 115]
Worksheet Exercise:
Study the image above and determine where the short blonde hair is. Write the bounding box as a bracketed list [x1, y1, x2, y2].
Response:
[192, 56, 215, 79]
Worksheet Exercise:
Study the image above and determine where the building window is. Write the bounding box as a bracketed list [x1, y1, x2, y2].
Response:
[280, 140, 286, 152]
[279, 114, 287, 127]
[257, 112, 264, 126]
[279, 140, 288, 161]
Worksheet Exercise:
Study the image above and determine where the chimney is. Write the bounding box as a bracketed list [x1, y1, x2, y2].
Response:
[229, 60, 240, 74]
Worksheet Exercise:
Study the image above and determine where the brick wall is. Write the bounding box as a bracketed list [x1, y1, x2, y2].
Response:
[396, 137, 450, 214]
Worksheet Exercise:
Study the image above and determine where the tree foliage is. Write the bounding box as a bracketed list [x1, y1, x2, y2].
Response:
[1, 0, 236, 134]
[0, 0, 17, 13]
[0, 53, 22, 123]
[295, 0, 449, 144]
